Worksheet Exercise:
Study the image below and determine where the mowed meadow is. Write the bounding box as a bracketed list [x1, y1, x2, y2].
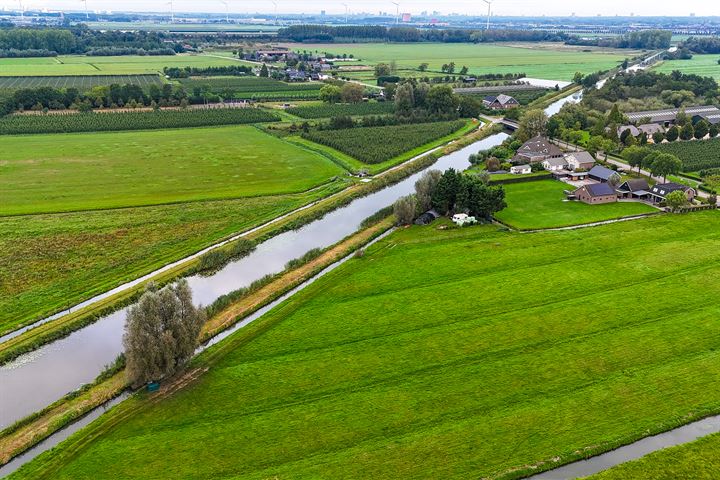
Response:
[14, 211, 720, 480]
[1, 125, 345, 215]
[0, 53, 249, 76]
[0, 125, 348, 333]
[290, 42, 635, 80]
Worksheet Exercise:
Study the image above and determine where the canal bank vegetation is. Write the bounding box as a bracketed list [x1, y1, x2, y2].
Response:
[0, 215, 396, 472]
[10, 211, 720, 479]
[0, 119, 495, 365]
[588, 430, 720, 479]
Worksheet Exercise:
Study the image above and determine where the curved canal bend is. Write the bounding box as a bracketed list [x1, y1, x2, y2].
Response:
[0, 132, 512, 429]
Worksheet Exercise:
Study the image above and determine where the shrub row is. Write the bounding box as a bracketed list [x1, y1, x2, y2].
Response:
[0, 108, 280, 135]
[286, 102, 394, 119]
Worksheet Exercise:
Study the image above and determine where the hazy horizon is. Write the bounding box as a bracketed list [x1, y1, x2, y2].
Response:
[3, 0, 718, 19]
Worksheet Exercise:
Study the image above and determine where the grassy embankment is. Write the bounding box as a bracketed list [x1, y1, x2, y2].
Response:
[0, 125, 347, 335]
[0, 216, 395, 469]
[588, 431, 720, 479]
[495, 180, 659, 229]
[9, 211, 720, 480]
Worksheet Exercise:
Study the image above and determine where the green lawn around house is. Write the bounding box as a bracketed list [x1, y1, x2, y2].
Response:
[288, 42, 636, 81]
[11, 211, 720, 480]
[588, 431, 720, 479]
[495, 180, 658, 229]
[0, 180, 347, 336]
[0, 125, 345, 216]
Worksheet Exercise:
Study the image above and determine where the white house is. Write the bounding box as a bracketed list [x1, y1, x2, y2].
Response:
[542, 157, 568, 172]
[452, 213, 477, 226]
[510, 164, 532, 175]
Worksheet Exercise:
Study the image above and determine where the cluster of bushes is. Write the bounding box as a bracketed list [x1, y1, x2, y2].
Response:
[303, 120, 466, 164]
[286, 102, 394, 119]
[393, 168, 506, 225]
[0, 108, 280, 135]
[0, 48, 57, 58]
[680, 37, 720, 55]
[164, 65, 254, 78]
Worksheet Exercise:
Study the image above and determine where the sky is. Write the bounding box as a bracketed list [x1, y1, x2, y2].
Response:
[3, 0, 717, 17]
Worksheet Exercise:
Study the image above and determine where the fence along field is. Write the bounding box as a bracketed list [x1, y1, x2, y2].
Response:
[302, 120, 467, 164]
[0, 108, 280, 135]
[0, 74, 163, 90]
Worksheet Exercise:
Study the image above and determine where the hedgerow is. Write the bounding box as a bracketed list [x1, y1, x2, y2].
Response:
[0, 108, 280, 135]
[286, 102, 394, 119]
[301, 120, 466, 164]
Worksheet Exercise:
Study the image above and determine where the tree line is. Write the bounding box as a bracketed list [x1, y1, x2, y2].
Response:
[0, 83, 193, 115]
[278, 25, 568, 44]
[164, 65, 254, 78]
[566, 29, 672, 49]
[0, 26, 185, 57]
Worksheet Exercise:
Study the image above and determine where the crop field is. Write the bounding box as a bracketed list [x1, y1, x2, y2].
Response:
[286, 101, 395, 118]
[0, 74, 162, 90]
[589, 431, 720, 479]
[652, 138, 720, 173]
[0, 181, 346, 336]
[654, 54, 720, 80]
[178, 76, 321, 92]
[0, 108, 280, 135]
[0, 125, 344, 216]
[289, 43, 635, 81]
[495, 180, 657, 229]
[302, 120, 468, 164]
[0, 54, 246, 77]
[13, 211, 720, 480]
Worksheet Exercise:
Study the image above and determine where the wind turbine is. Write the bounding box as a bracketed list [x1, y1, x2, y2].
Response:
[342, 2, 348, 23]
[271, 0, 278, 25]
[167, 0, 174, 23]
[81, 0, 88, 19]
[220, 0, 229, 22]
[391, 1, 399, 25]
[482, 0, 493, 30]
[18, 0, 23, 19]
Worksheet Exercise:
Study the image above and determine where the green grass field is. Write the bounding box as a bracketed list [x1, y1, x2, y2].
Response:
[12, 211, 720, 480]
[655, 54, 720, 80]
[589, 432, 720, 479]
[0, 181, 346, 336]
[0, 74, 162, 90]
[0, 54, 248, 77]
[0, 125, 344, 216]
[495, 180, 658, 229]
[290, 42, 634, 81]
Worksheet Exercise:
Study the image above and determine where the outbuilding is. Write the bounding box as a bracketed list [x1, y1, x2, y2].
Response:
[573, 183, 618, 204]
[510, 164, 532, 174]
[588, 165, 621, 184]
